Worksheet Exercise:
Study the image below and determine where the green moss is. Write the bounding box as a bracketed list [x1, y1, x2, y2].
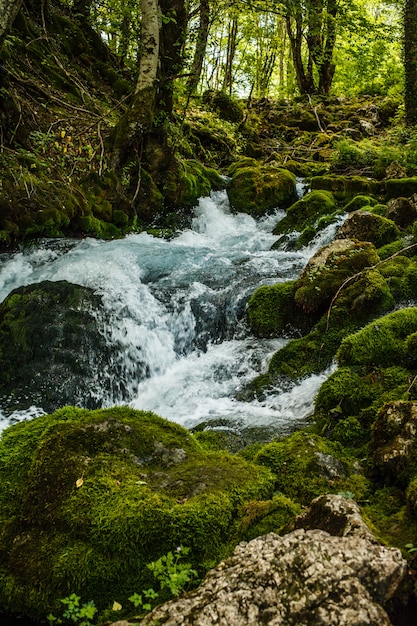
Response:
[310, 175, 381, 201]
[385, 177, 417, 200]
[253, 431, 368, 506]
[227, 165, 296, 216]
[342, 195, 378, 212]
[78, 215, 120, 239]
[0, 407, 275, 618]
[237, 494, 301, 541]
[247, 281, 315, 338]
[293, 241, 382, 315]
[163, 159, 223, 209]
[314, 365, 412, 440]
[337, 307, 417, 369]
[273, 190, 337, 236]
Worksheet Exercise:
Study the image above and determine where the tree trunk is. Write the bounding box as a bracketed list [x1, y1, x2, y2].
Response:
[405, 0, 417, 125]
[222, 16, 238, 95]
[187, 0, 210, 94]
[0, 0, 23, 43]
[111, 0, 160, 171]
[286, 13, 315, 95]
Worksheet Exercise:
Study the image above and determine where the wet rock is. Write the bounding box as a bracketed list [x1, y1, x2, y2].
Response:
[370, 401, 417, 485]
[291, 494, 375, 541]
[139, 526, 407, 626]
[386, 196, 417, 229]
[0, 280, 116, 413]
[293, 238, 380, 314]
[335, 210, 400, 248]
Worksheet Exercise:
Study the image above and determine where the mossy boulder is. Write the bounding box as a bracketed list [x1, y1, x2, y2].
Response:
[336, 307, 417, 369]
[252, 431, 369, 506]
[227, 164, 296, 216]
[0, 406, 274, 619]
[247, 262, 397, 393]
[293, 239, 381, 315]
[336, 211, 400, 248]
[0, 281, 116, 413]
[163, 159, 224, 210]
[342, 195, 378, 213]
[385, 178, 417, 201]
[247, 281, 315, 338]
[311, 175, 381, 201]
[273, 190, 337, 236]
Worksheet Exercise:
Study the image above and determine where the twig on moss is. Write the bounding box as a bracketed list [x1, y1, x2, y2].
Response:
[325, 241, 417, 332]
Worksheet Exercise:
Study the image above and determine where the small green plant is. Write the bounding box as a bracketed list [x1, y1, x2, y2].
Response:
[47, 594, 97, 625]
[147, 546, 198, 597]
[405, 542, 417, 554]
[128, 588, 159, 612]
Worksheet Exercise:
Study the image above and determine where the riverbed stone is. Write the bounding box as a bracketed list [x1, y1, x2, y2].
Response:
[335, 210, 400, 248]
[138, 526, 407, 626]
[0, 280, 114, 413]
[227, 162, 296, 216]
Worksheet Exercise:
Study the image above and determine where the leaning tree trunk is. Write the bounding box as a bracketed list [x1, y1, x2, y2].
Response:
[222, 16, 238, 95]
[405, 0, 417, 126]
[0, 0, 23, 43]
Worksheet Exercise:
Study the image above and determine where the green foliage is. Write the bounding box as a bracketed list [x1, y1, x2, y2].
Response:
[146, 546, 197, 597]
[47, 594, 97, 626]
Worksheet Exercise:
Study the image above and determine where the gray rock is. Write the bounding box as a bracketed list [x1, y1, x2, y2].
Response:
[138, 524, 407, 625]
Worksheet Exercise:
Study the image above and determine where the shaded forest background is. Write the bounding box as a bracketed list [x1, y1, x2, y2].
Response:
[0, 0, 415, 246]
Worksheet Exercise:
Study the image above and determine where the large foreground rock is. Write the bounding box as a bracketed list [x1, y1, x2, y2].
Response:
[139, 495, 408, 626]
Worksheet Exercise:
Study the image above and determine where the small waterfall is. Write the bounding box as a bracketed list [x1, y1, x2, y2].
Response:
[0, 191, 340, 438]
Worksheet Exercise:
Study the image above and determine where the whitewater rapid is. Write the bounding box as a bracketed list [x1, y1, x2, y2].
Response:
[0, 190, 340, 438]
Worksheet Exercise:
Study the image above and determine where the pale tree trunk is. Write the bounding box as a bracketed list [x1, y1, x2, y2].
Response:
[111, 0, 160, 170]
[0, 0, 23, 43]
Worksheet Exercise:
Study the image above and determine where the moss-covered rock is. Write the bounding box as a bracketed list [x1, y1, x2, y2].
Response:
[385, 178, 417, 201]
[336, 211, 400, 248]
[0, 406, 275, 618]
[227, 164, 296, 216]
[0, 281, 116, 413]
[293, 239, 381, 315]
[252, 431, 369, 506]
[336, 307, 417, 369]
[342, 195, 378, 212]
[273, 190, 337, 236]
[247, 281, 315, 338]
[311, 175, 381, 201]
[163, 159, 224, 210]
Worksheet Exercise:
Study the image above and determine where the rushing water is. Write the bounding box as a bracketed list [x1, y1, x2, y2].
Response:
[0, 190, 341, 439]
